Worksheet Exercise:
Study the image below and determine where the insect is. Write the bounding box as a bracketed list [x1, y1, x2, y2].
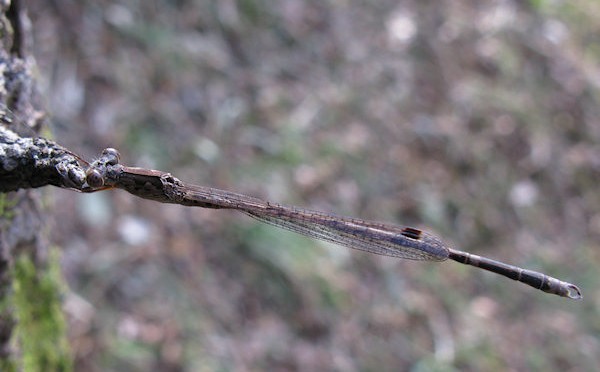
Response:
[73, 148, 582, 299]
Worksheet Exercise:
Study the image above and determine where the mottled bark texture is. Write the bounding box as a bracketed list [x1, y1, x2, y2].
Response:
[0, 0, 57, 362]
[0, 126, 87, 192]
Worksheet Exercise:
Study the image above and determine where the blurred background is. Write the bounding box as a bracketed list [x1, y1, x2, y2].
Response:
[27, 0, 599, 370]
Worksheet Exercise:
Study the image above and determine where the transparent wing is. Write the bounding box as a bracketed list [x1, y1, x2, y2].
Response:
[244, 206, 449, 261]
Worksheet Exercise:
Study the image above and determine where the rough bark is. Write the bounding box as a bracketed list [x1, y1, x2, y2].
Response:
[0, 126, 86, 192]
[0, 0, 67, 366]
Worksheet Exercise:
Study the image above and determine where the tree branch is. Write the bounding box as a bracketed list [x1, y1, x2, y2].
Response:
[0, 126, 86, 192]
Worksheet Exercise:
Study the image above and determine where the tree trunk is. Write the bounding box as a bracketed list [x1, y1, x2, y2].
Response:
[0, 0, 71, 370]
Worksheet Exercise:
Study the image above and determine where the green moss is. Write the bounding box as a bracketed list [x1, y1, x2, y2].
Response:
[0, 193, 17, 220]
[0, 292, 17, 372]
[0, 357, 18, 372]
[12, 248, 72, 372]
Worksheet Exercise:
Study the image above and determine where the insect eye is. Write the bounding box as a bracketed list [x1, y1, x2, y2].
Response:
[85, 169, 104, 188]
[102, 148, 121, 165]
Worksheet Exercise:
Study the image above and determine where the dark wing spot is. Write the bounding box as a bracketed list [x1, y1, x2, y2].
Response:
[401, 227, 422, 240]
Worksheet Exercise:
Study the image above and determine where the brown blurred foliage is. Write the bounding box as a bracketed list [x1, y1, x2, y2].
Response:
[27, 0, 600, 370]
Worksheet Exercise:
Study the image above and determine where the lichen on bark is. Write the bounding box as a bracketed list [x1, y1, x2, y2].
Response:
[0, 0, 72, 369]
